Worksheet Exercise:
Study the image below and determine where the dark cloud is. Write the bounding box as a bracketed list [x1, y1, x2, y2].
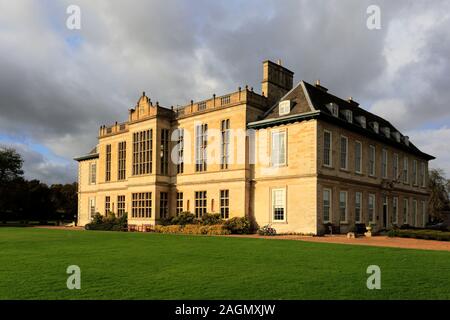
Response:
[0, 0, 449, 183]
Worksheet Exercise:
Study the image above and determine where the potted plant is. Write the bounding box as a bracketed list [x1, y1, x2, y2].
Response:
[347, 225, 357, 239]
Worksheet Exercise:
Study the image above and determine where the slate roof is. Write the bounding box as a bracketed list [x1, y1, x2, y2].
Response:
[248, 81, 435, 160]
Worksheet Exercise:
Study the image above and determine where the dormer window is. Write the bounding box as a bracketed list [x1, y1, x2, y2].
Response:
[393, 132, 401, 143]
[279, 100, 291, 116]
[326, 103, 339, 117]
[382, 127, 390, 138]
[372, 122, 379, 134]
[404, 136, 410, 146]
[344, 110, 353, 123]
[357, 116, 366, 128]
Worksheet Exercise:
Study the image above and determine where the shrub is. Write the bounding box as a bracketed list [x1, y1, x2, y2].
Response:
[204, 224, 231, 235]
[388, 229, 450, 241]
[200, 213, 223, 226]
[170, 212, 197, 226]
[258, 224, 277, 236]
[181, 224, 204, 234]
[223, 217, 251, 234]
[85, 212, 127, 231]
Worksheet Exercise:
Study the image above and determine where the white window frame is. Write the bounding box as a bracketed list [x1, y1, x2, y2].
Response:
[323, 188, 332, 223]
[403, 157, 409, 184]
[393, 153, 399, 181]
[339, 191, 348, 223]
[413, 160, 418, 185]
[88, 197, 96, 220]
[412, 199, 417, 227]
[368, 194, 376, 224]
[355, 192, 362, 223]
[403, 198, 409, 224]
[323, 130, 332, 167]
[340, 136, 348, 170]
[89, 162, 97, 185]
[393, 197, 399, 225]
[369, 145, 376, 176]
[355, 141, 362, 174]
[271, 130, 287, 167]
[421, 201, 426, 227]
[271, 188, 286, 222]
[382, 148, 388, 178]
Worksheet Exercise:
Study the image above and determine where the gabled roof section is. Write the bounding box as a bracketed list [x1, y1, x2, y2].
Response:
[249, 80, 434, 160]
[74, 146, 99, 162]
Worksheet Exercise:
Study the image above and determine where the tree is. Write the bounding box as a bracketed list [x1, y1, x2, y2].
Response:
[0, 147, 23, 184]
[428, 168, 450, 220]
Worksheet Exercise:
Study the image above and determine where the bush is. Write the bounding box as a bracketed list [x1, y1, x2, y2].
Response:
[204, 224, 231, 235]
[182, 224, 205, 235]
[388, 229, 450, 241]
[155, 225, 183, 234]
[258, 224, 277, 236]
[223, 217, 251, 234]
[200, 213, 223, 226]
[170, 212, 197, 226]
[85, 212, 127, 231]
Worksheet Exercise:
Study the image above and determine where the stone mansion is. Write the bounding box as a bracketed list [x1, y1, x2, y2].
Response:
[75, 60, 434, 234]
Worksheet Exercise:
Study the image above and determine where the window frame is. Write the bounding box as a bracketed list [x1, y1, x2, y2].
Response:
[271, 130, 287, 167]
[381, 148, 388, 178]
[369, 145, 376, 177]
[355, 140, 362, 174]
[368, 193, 376, 224]
[220, 189, 230, 219]
[392, 196, 399, 225]
[339, 191, 348, 223]
[323, 130, 332, 167]
[340, 135, 348, 170]
[271, 188, 287, 222]
[323, 188, 332, 223]
[355, 192, 362, 223]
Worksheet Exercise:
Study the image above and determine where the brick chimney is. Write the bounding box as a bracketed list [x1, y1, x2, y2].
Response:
[261, 60, 294, 105]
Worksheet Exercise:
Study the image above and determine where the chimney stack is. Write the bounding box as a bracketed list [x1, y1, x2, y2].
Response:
[261, 60, 294, 106]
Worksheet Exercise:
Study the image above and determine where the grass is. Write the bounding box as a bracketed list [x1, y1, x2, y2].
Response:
[0, 227, 450, 300]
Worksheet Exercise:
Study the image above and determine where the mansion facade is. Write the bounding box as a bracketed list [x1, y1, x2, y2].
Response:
[75, 60, 434, 234]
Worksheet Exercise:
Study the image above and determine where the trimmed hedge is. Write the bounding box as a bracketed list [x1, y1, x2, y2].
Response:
[154, 224, 230, 235]
[388, 229, 450, 241]
[85, 212, 127, 231]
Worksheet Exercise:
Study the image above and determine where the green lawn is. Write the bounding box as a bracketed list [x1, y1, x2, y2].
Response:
[1, 227, 449, 300]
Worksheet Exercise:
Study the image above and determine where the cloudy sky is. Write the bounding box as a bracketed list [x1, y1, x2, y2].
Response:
[0, 0, 449, 184]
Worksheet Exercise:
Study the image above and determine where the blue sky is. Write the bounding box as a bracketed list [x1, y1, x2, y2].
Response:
[0, 0, 449, 184]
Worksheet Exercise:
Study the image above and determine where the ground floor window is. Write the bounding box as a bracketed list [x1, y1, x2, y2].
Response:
[131, 192, 152, 218]
[176, 192, 183, 215]
[421, 201, 426, 227]
[393, 197, 398, 225]
[89, 197, 96, 220]
[160, 192, 168, 219]
[339, 191, 347, 222]
[368, 194, 376, 223]
[220, 190, 229, 219]
[105, 196, 110, 215]
[412, 199, 417, 227]
[323, 189, 331, 223]
[272, 188, 286, 222]
[403, 198, 409, 224]
[195, 191, 207, 218]
[117, 195, 125, 217]
[355, 192, 362, 223]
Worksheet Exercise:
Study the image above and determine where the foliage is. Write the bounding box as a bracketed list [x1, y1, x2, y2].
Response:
[154, 224, 230, 235]
[0, 147, 24, 184]
[85, 212, 127, 231]
[388, 228, 450, 241]
[223, 217, 251, 234]
[428, 168, 450, 219]
[200, 213, 223, 225]
[170, 212, 198, 225]
[258, 224, 277, 236]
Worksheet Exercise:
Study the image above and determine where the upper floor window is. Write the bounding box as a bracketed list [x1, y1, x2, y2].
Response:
[160, 129, 169, 175]
[403, 157, 409, 184]
[382, 149, 388, 178]
[272, 188, 286, 222]
[340, 136, 348, 170]
[176, 128, 184, 174]
[344, 110, 353, 123]
[133, 129, 152, 175]
[105, 144, 111, 182]
[323, 130, 332, 167]
[89, 162, 96, 185]
[357, 115, 366, 128]
[412, 160, 418, 185]
[372, 122, 379, 134]
[420, 162, 426, 187]
[279, 100, 291, 116]
[369, 145, 376, 176]
[393, 153, 399, 181]
[355, 141, 362, 173]
[195, 124, 208, 172]
[382, 127, 390, 138]
[271, 130, 286, 167]
[326, 103, 339, 117]
[118, 141, 126, 180]
[221, 119, 230, 169]
[393, 132, 401, 142]
[198, 101, 207, 111]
